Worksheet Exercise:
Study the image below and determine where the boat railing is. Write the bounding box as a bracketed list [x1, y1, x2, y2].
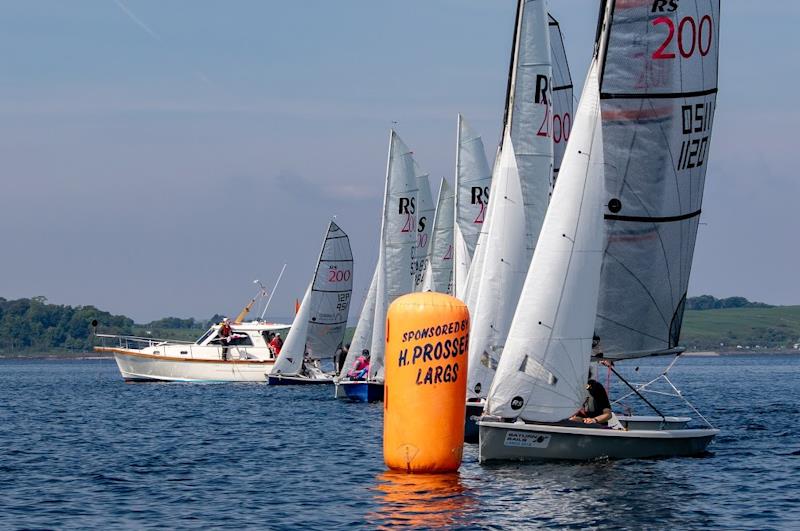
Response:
[94, 333, 194, 351]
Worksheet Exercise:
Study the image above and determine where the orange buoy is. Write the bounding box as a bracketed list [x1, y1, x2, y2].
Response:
[383, 292, 469, 473]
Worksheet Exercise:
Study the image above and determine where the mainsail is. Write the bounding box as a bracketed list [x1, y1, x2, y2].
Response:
[594, 0, 720, 360]
[452, 114, 492, 299]
[368, 131, 419, 381]
[486, 61, 605, 421]
[413, 170, 435, 291]
[508, 0, 556, 256]
[421, 178, 454, 293]
[272, 221, 353, 375]
[465, 0, 561, 400]
[339, 132, 419, 381]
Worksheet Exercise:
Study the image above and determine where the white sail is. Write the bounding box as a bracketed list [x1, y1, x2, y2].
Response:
[549, 13, 574, 191]
[413, 170, 435, 291]
[452, 114, 492, 298]
[593, 0, 720, 360]
[341, 263, 378, 374]
[368, 131, 419, 381]
[271, 284, 312, 375]
[421, 178, 454, 293]
[465, 134, 528, 399]
[486, 61, 605, 422]
[271, 220, 353, 376]
[465, 0, 555, 400]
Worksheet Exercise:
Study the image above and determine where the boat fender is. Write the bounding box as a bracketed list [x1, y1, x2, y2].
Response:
[384, 292, 469, 473]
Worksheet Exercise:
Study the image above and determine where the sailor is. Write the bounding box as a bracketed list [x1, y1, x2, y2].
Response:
[269, 332, 284, 355]
[335, 343, 350, 375]
[347, 349, 370, 380]
[569, 367, 612, 425]
[219, 318, 232, 361]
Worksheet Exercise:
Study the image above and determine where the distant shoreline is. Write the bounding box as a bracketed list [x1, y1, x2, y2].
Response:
[2, 350, 800, 361]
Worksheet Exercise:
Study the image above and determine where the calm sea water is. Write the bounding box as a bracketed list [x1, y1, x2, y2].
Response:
[1, 355, 798, 530]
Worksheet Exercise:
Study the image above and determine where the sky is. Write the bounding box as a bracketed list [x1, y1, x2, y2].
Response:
[0, 1, 796, 323]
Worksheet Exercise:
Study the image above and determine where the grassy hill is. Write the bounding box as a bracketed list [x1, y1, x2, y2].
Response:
[681, 306, 800, 351]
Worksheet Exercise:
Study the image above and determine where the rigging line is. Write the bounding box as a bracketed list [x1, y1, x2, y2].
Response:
[606, 363, 665, 420]
[596, 313, 667, 345]
[553, 16, 572, 85]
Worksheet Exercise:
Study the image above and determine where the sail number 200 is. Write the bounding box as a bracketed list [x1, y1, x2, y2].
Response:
[537, 108, 571, 144]
[652, 15, 713, 60]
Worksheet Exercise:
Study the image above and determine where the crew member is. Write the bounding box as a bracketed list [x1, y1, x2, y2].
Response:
[347, 349, 370, 380]
[335, 343, 350, 375]
[569, 372, 612, 425]
[269, 332, 284, 355]
[219, 317, 232, 361]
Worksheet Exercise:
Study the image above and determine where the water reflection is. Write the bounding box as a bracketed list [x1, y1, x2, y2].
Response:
[464, 457, 707, 528]
[370, 471, 477, 529]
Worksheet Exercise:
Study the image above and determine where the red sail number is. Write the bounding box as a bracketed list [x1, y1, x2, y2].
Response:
[553, 112, 571, 144]
[327, 269, 351, 282]
[652, 15, 713, 60]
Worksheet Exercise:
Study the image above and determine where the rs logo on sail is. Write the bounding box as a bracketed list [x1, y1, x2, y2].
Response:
[399, 196, 416, 233]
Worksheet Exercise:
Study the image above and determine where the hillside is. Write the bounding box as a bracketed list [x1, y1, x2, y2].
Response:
[681, 305, 800, 351]
[0, 297, 211, 357]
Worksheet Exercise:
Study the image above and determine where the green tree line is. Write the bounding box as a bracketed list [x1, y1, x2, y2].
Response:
[0, 297, 213, 355]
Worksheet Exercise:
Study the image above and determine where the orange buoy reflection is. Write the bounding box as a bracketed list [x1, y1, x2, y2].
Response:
[369, 471, 476, 529]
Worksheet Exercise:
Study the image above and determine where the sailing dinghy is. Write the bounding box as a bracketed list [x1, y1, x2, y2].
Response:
[268, 220, 353, 385]
[478, 0, 720, 462]
[464, 0, 573, 441]
[335, 131, 419, 401]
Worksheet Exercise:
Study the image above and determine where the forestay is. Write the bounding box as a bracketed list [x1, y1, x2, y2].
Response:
[486, 61, 605, 422]
[453, 114, 492, 299]
[369, 131, 419, 381]
[272, 221, 353, 375]
[594, 0, 720, 360]
[421, 178, 454, 294]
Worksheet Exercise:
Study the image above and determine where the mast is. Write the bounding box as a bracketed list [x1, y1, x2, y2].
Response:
[452, 114, 462, 294]
[501, 0, 525, 141]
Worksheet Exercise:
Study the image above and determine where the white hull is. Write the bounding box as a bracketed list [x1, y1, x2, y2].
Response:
[107, 348, 272, 383]
[478, 419, 718, 462]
